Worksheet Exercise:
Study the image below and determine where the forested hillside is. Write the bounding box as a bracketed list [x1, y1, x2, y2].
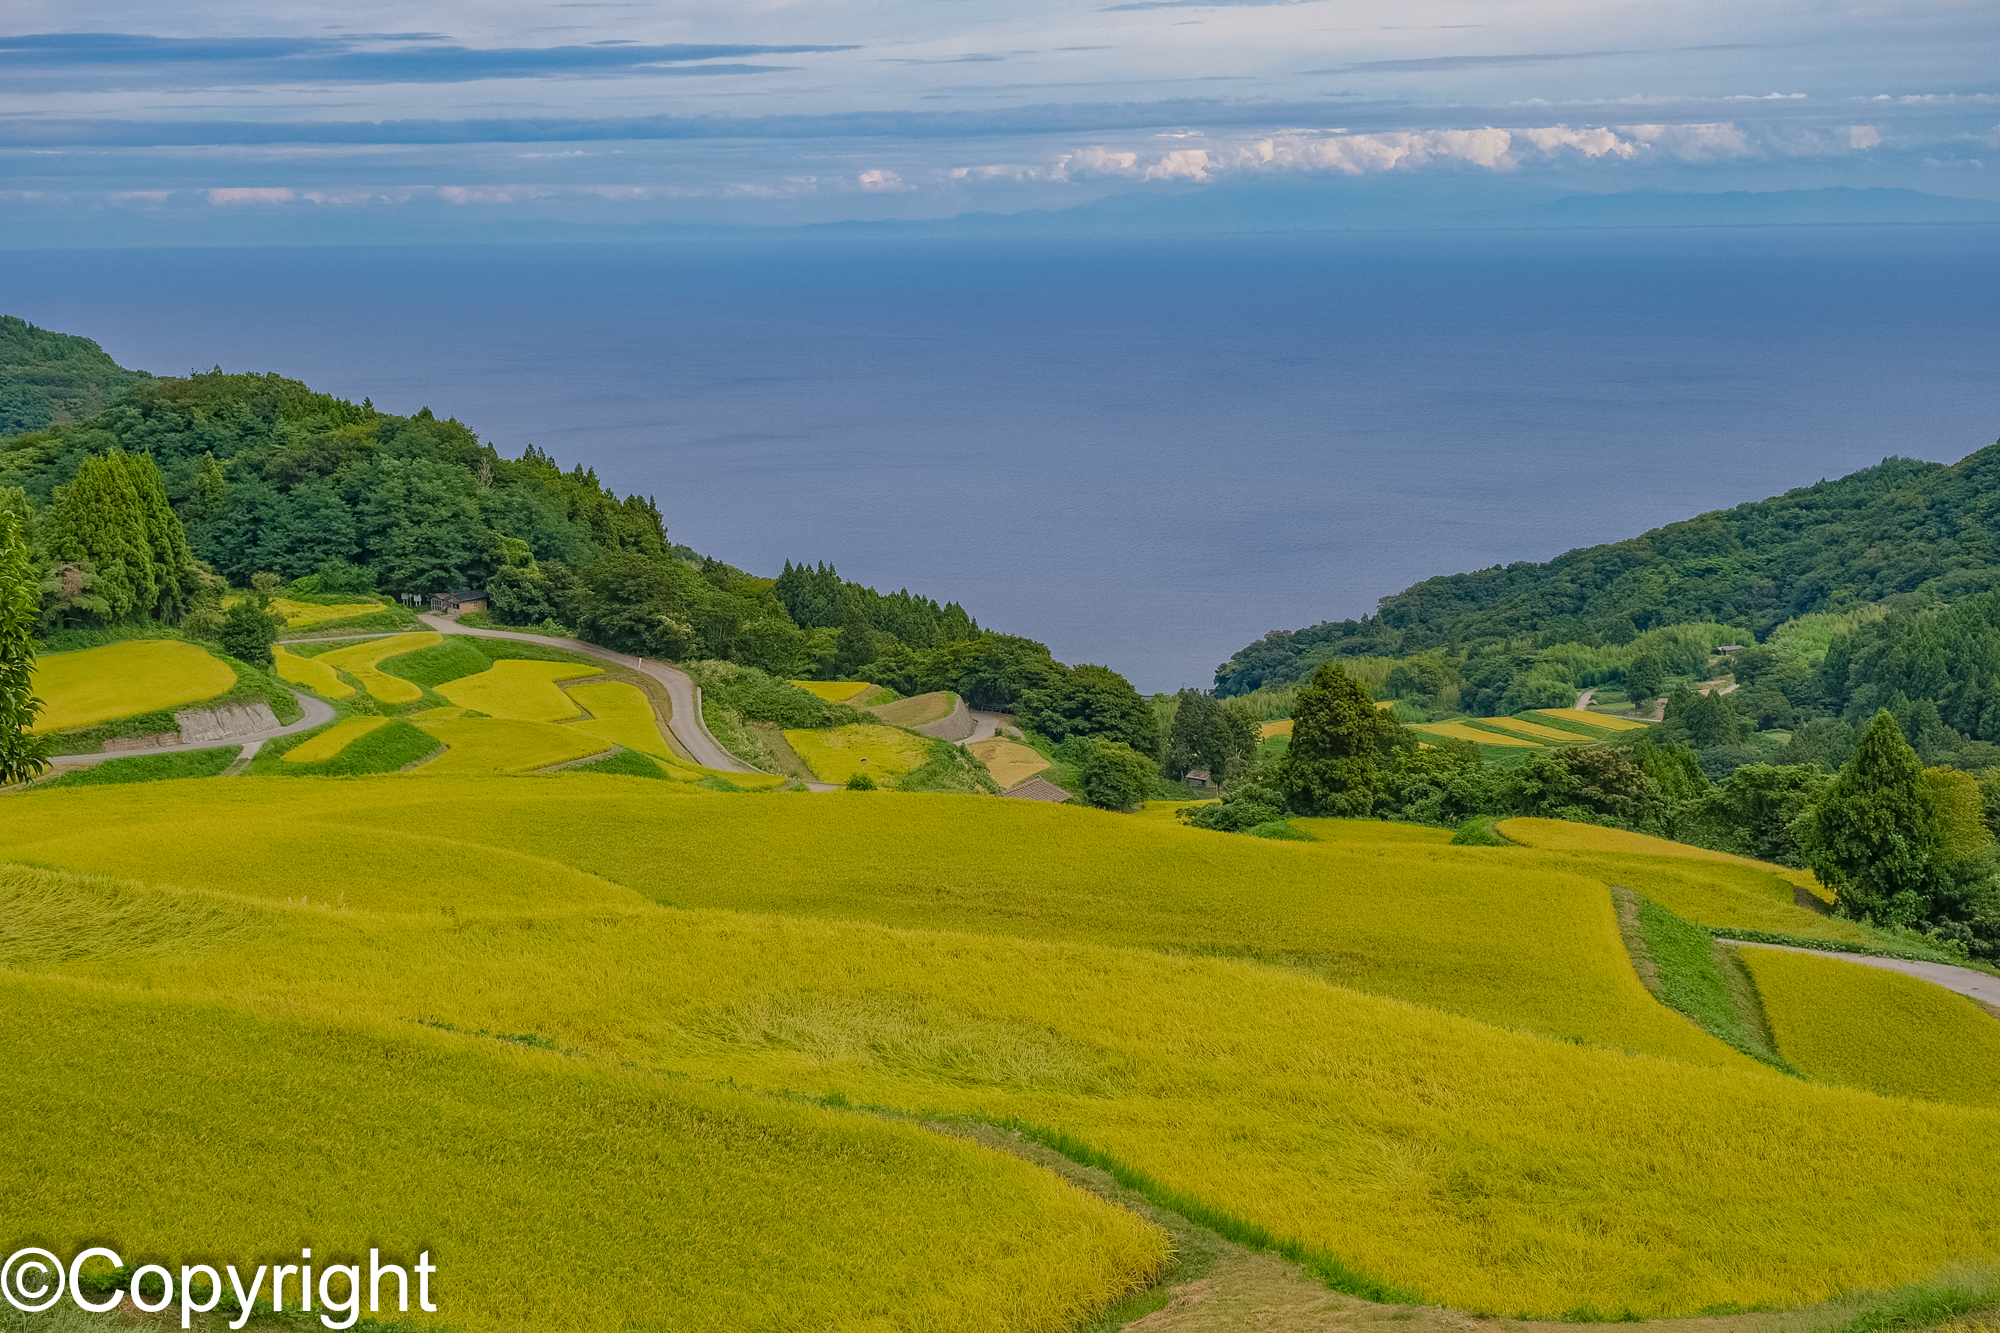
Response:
[0, 317, 150, 436]
[1220, 446, 2000, 695]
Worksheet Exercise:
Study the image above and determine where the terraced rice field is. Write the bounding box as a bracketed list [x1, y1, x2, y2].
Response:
[783, 723, 935, 784]
[1475, 716, 1594, 744]
[436, 659, 602, 721]
[29, 640, 238, 733]
[268, 597, 387, 628]
[791, 680, 876, 703]
[867, 691, 957, 727]
[1741, 947, 2000, 1109]
[283, 715, 391, 763]
[272, 643, 354, 699]
[311, 632, 442, 704]
[565, 680, 680, 761]
[415, 717, 614, 775]
[1410, 720, 1539, 747]
[1534, 707, 1648, 732]
[1, 786, 1995, 1320]
[1260, 719, 1293, 738]
[968, 737, 1051, 789]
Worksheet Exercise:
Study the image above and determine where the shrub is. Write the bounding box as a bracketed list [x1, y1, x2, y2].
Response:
[1072, 737, 1156, 810]
[218, 597, 281, 668]
[845, 771, 878, 791]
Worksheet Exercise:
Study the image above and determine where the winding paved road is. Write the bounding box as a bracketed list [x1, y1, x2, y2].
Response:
[43, 690, 337, 772]
[417, 614, 756, 774]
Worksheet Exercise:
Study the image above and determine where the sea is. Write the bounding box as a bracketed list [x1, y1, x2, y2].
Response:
[6, 224, 1998, 693]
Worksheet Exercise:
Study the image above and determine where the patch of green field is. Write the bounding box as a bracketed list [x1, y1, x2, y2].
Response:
[1622, 892, 1792, 1072]
[0, 963, 1163, 1333]
[3, 803, 1997, 1319]
[435, 659, 602, 722]
[1290, 818, 1456, 846]
[273, 643, 354, 699]
[866, 690, 958, 727]
[371, 635, 494, 690]
[415, 717, 612, 774]
[311, 633, 443, 704]
[782, 723, 935, 785]
[1742, 947, 2000, 1109]
[251, 718, 440, 778]
[42, 747, 240, 788]
[284, 715, 391, 763]
[29, 640, 239, 733]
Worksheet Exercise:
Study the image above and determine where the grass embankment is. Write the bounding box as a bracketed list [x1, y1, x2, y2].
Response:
[1618, 890, 1793, 1072]
[30, 640, 239, 733]
[1741, 948, 2000, 1109]
[42, 747, 241, 787]
[253, 719, 440, 777]
[1, 794, 1997, 1317]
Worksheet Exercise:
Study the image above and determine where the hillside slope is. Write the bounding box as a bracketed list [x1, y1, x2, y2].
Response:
[0, 315, 150, 436]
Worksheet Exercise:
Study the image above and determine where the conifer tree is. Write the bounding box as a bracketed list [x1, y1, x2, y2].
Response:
[1274, 662, 1404, 816]
[0, 505, 52, 784]
[44, 450, 195, 622]
[1795, 710, 1942, 924]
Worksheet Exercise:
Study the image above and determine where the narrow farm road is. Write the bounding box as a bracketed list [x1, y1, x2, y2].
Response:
[1733, 941, 2000, 1011]
[1574, 688, 1596, 710]
[419, 615, 757, 774]
[962, 710, 1008, 744]
[43, 690, 336, 772]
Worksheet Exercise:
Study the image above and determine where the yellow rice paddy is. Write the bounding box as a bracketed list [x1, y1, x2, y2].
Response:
[29, 640, 239, 733]
[283, 715, 392, 763]
[1410, 720, 1539, 747]
[436, 659, 602, 722]
[311, 633, 442, 704]
[1533, 707, 1649, 732]
[790, 680, 876, 702]
[273, 643, 355, 699]
[783, 723, 935, 785]
[267, 597, 388, 628]
[1475, 716, 1595, 743]
[968, 737, 1052, 789]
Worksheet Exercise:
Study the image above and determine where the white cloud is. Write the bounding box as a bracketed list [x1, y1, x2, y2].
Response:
[207, 187, 293, 205]
[949, 164, 1039, 182]
[437, 185, 546, 204]
[1849, 125, 1882, 150]
[1516, 125, 1637, 159]
[1620, 122, 1754, 161]
[1050, 148, 1140, 179]
[1144, 148, 1211, 180]
[857, 169, 905, 190]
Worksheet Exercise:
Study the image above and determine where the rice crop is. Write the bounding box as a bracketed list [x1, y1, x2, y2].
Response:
[415, 717, 613, 774]
[272, 643, 354, 699]
[267, 597, 387, 628]
[1410, 721, 1540, 747]
[255, 718, 441, 778]
[1260, 719, 1294, 738]
[1475, 717, 1596, 744]
[284, 715, 392, 763]
[436, 660, 602, 722]
[783, 724, 936, 785]
[0, 965, 1165, 1333]
[4, 829, 1998, 1319]
[311, 633, 442, 704]
[29, 640, 239, 733]
[1290, 818, 1456, 845]
[968, 737, 1052, 789]
[1532, 708, 1648, 732]
[791, 680, 876, 702]
[1740, 947, 2000, 1109]
[867, 691, 958, 727]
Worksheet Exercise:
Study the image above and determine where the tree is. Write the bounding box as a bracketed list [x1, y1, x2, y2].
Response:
[576, 549, 696, 659]
[219, 595, 281, 668]
[1508, 747, 1660, 825]
[44, 450, 196, 622]
[1682, 689, 1742, 748]
[1794, 710, 1943, 924]
[1017, 663, 1160, 754]
[1162, 690, 1259, 783]
[0, 505, 53, 784]
[1273, 663, 1405, 816]
[1074, 737, 1157, 810]
[1625, 654, 1666, 703]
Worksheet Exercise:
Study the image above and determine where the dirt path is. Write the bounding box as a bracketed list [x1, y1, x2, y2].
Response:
[1574, 687, 1596, 710]
[1733, 940, 2000, 1010]
[418, 615, 756, 774]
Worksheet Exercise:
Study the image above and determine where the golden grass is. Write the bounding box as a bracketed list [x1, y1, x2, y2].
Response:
[273, 643, 354, 699]
[867, 691, 957, 727]
[436, 659, 602, 722]
[1291, 818, 1456, 845]
[1411, 720, 1540, 747]
[1260, 719, 1294, 738]
[416, 718, 612, 775]
[3, 824, 1997, 1318]
[1741, 947, 2000, 1109]
[0, 964, 1164, 1333]
[312, 632, 442, 704]
[283, 715, 391, 763]
[1533, 708, 1649, 732]
[1133, 800, 1213, 821]
[29, 640, 239, 733]
[783, 724, 935, 785]
[791, 680, 875, 702]
[969, 736, 1051, 789]
[1476, 716, 1595, 744]
[268, 597, 387, 628]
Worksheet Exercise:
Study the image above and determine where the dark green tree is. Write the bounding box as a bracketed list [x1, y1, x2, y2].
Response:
[576, 549, 695, 659]
[219, 595, 281, 668]
[1273, 662, 1405, 816]
[1795, 710, 1943, 924]
[1162, 689, 1258, 783]
[44, 450, 195, 622]
[0, 505, 53, 784]
[1508, 747, 1660, 826]
[1075, 737, 1156, 811]
[1625, 654, 1666, 703]
[1017, 663, 1160, 754]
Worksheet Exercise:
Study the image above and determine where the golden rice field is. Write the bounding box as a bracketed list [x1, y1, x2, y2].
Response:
[1499, 816, 1840, 910]
[311, 632, 442, 704]
[968, 736, 1051, 789]
[267, 597, 388, 628]
[783, 723, 935, 785]
[1740, 947, 2000, 1110]
[415, 716, 614, 775]
[436, 659, 603, 721]
[283, 714, 391, 763]
[28, 640, 238, 733]
[565, 680, 681, 760]
[1260, 719, 1294, 738]
[1410, 720, 1540, 747]
[1534, 707, 1648, 732]
[790, 679, 876, 702]
[1291, 817, 1455, 845]
[866, 690, 957, 727]
[273, 643, 354, 698]
[0, 785, 1996, 1320]
[1474, 716, 1595, 744]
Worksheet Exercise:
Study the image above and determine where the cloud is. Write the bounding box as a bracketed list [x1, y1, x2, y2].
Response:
[0, 32, 854, 88]
[1231, 126, 1515, 174]
[1144, 149, 1212, 180]
[857, 169, 906, 190]
[207, 187, 294, 205]
[1620, 122, 1753, 160]
[1517, 125, 1638, 159]
[1849, 125, 1882, 149]
[437, 184, 549, 204]
[1305, 51, 1630, 74]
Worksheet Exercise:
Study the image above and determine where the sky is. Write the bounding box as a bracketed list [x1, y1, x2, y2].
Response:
[2, 0, 1998, 241]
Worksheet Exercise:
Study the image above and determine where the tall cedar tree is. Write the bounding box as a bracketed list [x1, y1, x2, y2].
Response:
[1795, 710, 1943, 923]
[0, 506, 52, 783]
[45, 450, 194, 621]
[1274, 662, 1404, 816]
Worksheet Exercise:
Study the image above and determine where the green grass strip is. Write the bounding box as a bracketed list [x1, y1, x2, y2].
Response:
[1635, 897, 1796, 1073]
[252, 718, 441, 777]
[574, 749, 674, 780]
[1811, 1266, 2000, 1333]
[1450, 815, 1516, 846]
[44, 747, 240, 787]
[982, 1115, 1423, 1306]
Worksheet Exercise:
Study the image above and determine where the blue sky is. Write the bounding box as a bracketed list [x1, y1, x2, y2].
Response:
[2, 0, 1997, 240]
